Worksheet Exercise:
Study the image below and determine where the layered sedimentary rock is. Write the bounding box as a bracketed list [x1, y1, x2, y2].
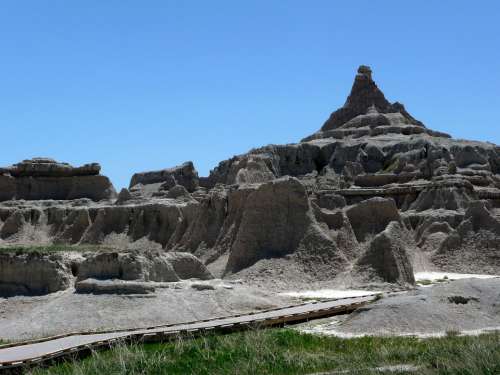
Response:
[77, 251, 212, 282]
[0, 251, 74, 296]
[0, 249, 213, 296]
[1, 66, 499, 290]
[0, 158, 116, 201]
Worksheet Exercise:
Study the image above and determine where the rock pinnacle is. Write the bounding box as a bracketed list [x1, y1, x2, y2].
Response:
[321, 65, 423, 131]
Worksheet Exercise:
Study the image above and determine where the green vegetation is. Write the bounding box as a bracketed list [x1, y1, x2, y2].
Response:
[0, 244, 113, 253]
[28, 329, 499, 375]
[417, 279, 433, 286]
[383, 158, 399, 173]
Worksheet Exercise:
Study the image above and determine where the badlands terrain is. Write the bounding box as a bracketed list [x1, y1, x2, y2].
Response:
[0, 66, 499, 341]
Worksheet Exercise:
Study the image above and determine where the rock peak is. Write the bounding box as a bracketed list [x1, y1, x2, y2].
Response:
[357, 65, 372, 78]
[320, 66, 424, 132]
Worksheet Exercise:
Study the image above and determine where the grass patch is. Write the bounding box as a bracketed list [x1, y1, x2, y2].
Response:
[27, 329, 499, 375]
[0, 244, 113, 254]
[417, 279, 433, 286]
[435, 278, 449, 283]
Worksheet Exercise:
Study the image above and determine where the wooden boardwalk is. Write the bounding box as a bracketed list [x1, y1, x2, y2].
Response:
[0, 295, 375, 372]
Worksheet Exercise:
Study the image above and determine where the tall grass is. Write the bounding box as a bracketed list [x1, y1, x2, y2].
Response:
[28, 329, 499, 375]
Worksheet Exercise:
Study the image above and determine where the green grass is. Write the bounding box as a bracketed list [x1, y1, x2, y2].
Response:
[417, 279, 433, 286]
[28, 329, 499, 375]
[0, 244, 114, 253]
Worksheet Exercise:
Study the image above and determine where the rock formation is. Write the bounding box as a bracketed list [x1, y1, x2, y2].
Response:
[320, 65, 425, 131]
[1, 66, 499, 293]
[0, 158, 116, 201]
[353, 221, 416, 285]
[77, 250, 212, 282]
[0, 249, 213, 297]
[130, 161, 199, 193]
[0, 251, 74, 296]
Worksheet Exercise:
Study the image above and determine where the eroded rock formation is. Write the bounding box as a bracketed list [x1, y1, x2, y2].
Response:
[353, 221, 416, 285]
[1, 66, 499, 293]
[0, 158, 116, 201]
[0, 249, 213, 296]
[0, 251, 74, 296]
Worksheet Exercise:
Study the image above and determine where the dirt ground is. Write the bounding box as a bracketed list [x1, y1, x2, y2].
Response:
[0, 279, 294, 341]
[1, 275, 498, 342]
[298, 278, 500, 337]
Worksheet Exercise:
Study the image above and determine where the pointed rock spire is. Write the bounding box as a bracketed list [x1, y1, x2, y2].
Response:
[321, 65, 423, 131]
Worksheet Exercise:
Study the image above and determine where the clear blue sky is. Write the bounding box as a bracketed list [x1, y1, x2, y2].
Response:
[1, 1, 499, 189]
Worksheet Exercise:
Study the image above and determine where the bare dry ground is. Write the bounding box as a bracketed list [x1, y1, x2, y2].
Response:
[0, 279, 293, 341]
[298, 278, 500, 337]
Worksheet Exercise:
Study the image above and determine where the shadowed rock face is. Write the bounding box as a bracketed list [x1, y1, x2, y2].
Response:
[1, 66, 500, 289]
[129, 161, 199, 192]
[354, 221, 416, 285]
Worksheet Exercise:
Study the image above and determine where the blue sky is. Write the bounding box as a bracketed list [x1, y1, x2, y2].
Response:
[1, 1, 499, 189]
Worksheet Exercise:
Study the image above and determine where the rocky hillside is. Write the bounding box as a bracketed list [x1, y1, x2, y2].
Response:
[1, 66, 499, 290]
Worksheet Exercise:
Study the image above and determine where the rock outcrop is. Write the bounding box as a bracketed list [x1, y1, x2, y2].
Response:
[0, 158, 116, 202]
[0, 249, 213, 296]
[432, 201, 500, 274]
[224, 177, 311, 273]
[320, 65, 425, 132]
[345, 197, 401, 242]
[130, 161, 199, 193]
[75, 278, 157, 294]
[76, 251, 180, 282]
[1, 65, 499, 287]
[76, 250, 212, 282]
[0, 251, 73, 296]
[353, 221, 416, 285]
